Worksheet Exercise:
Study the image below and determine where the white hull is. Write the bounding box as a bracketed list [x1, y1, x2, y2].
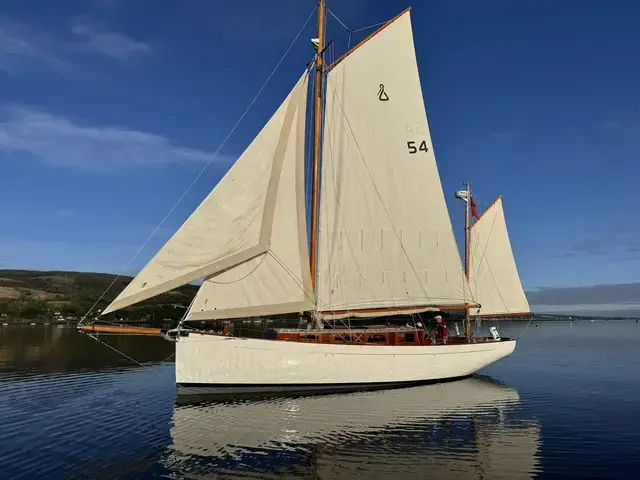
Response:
[175, 333, 516, 395]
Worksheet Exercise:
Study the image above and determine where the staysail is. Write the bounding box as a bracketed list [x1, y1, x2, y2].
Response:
[187, 73, 312, 320]
[468, 197, 530, 317]
[103, 73, 311, 315]
[316, 10, 471, 315]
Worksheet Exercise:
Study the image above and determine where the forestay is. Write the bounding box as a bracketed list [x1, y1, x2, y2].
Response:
[468, 197, 530, 317]
[188, 74, 312, 320]
[316, 10, 470, 314]
[103, 73, 310, 315]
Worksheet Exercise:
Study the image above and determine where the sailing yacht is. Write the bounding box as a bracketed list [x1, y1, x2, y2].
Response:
[80, 4, 530, 395]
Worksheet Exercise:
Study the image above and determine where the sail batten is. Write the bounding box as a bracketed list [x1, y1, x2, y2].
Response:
[468, 197, 530, 317]
[316, 10, 471, 313]
[103, 72, 310, 316]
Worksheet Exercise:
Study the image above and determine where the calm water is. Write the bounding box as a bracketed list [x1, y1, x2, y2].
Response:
[1, 321, 639, 479]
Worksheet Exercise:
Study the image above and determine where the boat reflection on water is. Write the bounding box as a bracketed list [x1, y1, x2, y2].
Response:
[163, 376, 541, 479]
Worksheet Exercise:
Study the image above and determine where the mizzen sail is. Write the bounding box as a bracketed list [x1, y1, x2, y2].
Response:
[468, 197, 530, 317]
[103, 73, 310, 315]
[316, 10, 470, 314]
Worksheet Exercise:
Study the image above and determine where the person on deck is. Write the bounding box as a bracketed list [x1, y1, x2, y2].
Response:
[434, 315, 449, 343]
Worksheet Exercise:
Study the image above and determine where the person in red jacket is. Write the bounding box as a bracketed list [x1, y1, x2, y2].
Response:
[434, 315, 449, 343]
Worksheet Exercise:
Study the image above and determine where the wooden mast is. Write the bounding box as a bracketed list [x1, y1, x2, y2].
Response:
[309, 0, 325, 308]
[464, 182, 472, 338]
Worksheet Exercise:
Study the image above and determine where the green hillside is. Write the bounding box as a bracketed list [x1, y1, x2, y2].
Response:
[0, 269, 198, 323]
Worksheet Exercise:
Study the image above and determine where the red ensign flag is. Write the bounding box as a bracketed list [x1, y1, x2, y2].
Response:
[470, 195, 478, 220]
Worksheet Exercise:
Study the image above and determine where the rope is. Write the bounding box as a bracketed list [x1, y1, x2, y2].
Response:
[78, 4, 318, 326]
[207, 254, 267, 284]
[83, 332, 174, 383]
[327, 7, 350, 33]
[323, 79, 438, 307]
[516, 315, 534, 339]
[322, 75, 397, 313]
[352, 20, 388, 33]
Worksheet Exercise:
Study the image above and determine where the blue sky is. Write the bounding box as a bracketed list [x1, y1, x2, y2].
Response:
[0, 0, 639, 303]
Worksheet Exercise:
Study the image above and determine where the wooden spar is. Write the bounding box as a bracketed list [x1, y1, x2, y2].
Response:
[321, 303, 480, 317]
[309, 0, 325, 302]
[470, 312, 533, 319]
[464, 182, 472, 337]
[78, 324, 162, 336]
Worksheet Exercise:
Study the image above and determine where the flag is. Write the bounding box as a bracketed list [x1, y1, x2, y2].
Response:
[470, 195, 478, 220]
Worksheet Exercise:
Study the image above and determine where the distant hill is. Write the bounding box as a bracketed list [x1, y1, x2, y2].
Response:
[0, 269, 198, 323]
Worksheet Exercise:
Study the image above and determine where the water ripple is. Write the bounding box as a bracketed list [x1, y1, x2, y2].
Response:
[1, 322, 640, 478]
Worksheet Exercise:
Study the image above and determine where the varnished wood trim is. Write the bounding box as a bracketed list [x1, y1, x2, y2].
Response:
[470, 311, 532, 319]
[78, 324, 162, 336]
[470, 195, 502, 228]
[328, 8, 411, 71]
[309, 0, 326, 295]
[321, 303, 478, 316]
[438, 304, 479, 311]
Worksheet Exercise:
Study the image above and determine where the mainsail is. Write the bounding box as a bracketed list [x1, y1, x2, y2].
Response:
[316, 10, 470, 315]
[468, 197, 530, 317]
[103, 73, 311, 315]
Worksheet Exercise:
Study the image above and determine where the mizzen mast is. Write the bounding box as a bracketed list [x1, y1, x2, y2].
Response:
[309, 0, 326, 307]
[464, 182, 472, 338]
[456, 182, 473, 338]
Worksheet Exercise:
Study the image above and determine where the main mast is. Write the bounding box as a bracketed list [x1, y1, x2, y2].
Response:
[309, 0, 326, 309]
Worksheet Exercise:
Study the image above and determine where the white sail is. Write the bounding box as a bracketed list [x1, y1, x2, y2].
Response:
[316, 10, 470, 315]
[188, 75, 312, 320]
[103, 73, 309, 315]
[469, 197, 530, 317]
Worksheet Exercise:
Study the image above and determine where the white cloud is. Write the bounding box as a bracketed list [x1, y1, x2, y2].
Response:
[0, 18, 150, 73]
[71, 24, 150, 59]
[0, 105, 218, 169]
[0, 22, 68, 73]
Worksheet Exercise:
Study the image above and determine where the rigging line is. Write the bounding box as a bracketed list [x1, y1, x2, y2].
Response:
[207, 253, 268, 284]
[324, 79, 435, 307]
[516, 315, 534, 339]
[176, 291, 198, 329]
[322, 69, 400, 312]
[78, 4, 317, 327]
[319, 54, 358, 318]
[267, 251, 321, 307]
[83, 332, 173, 383]
[470, 204, 499, 281]
[469, 207, 500, 302]
[268, 251, 359, 332]
[352, 20, 388, 34]
[265, 251, 346, 329]
[326, 7, 351, 33]
[484, 254, 511, 315]
[321, 78, 394, 315]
